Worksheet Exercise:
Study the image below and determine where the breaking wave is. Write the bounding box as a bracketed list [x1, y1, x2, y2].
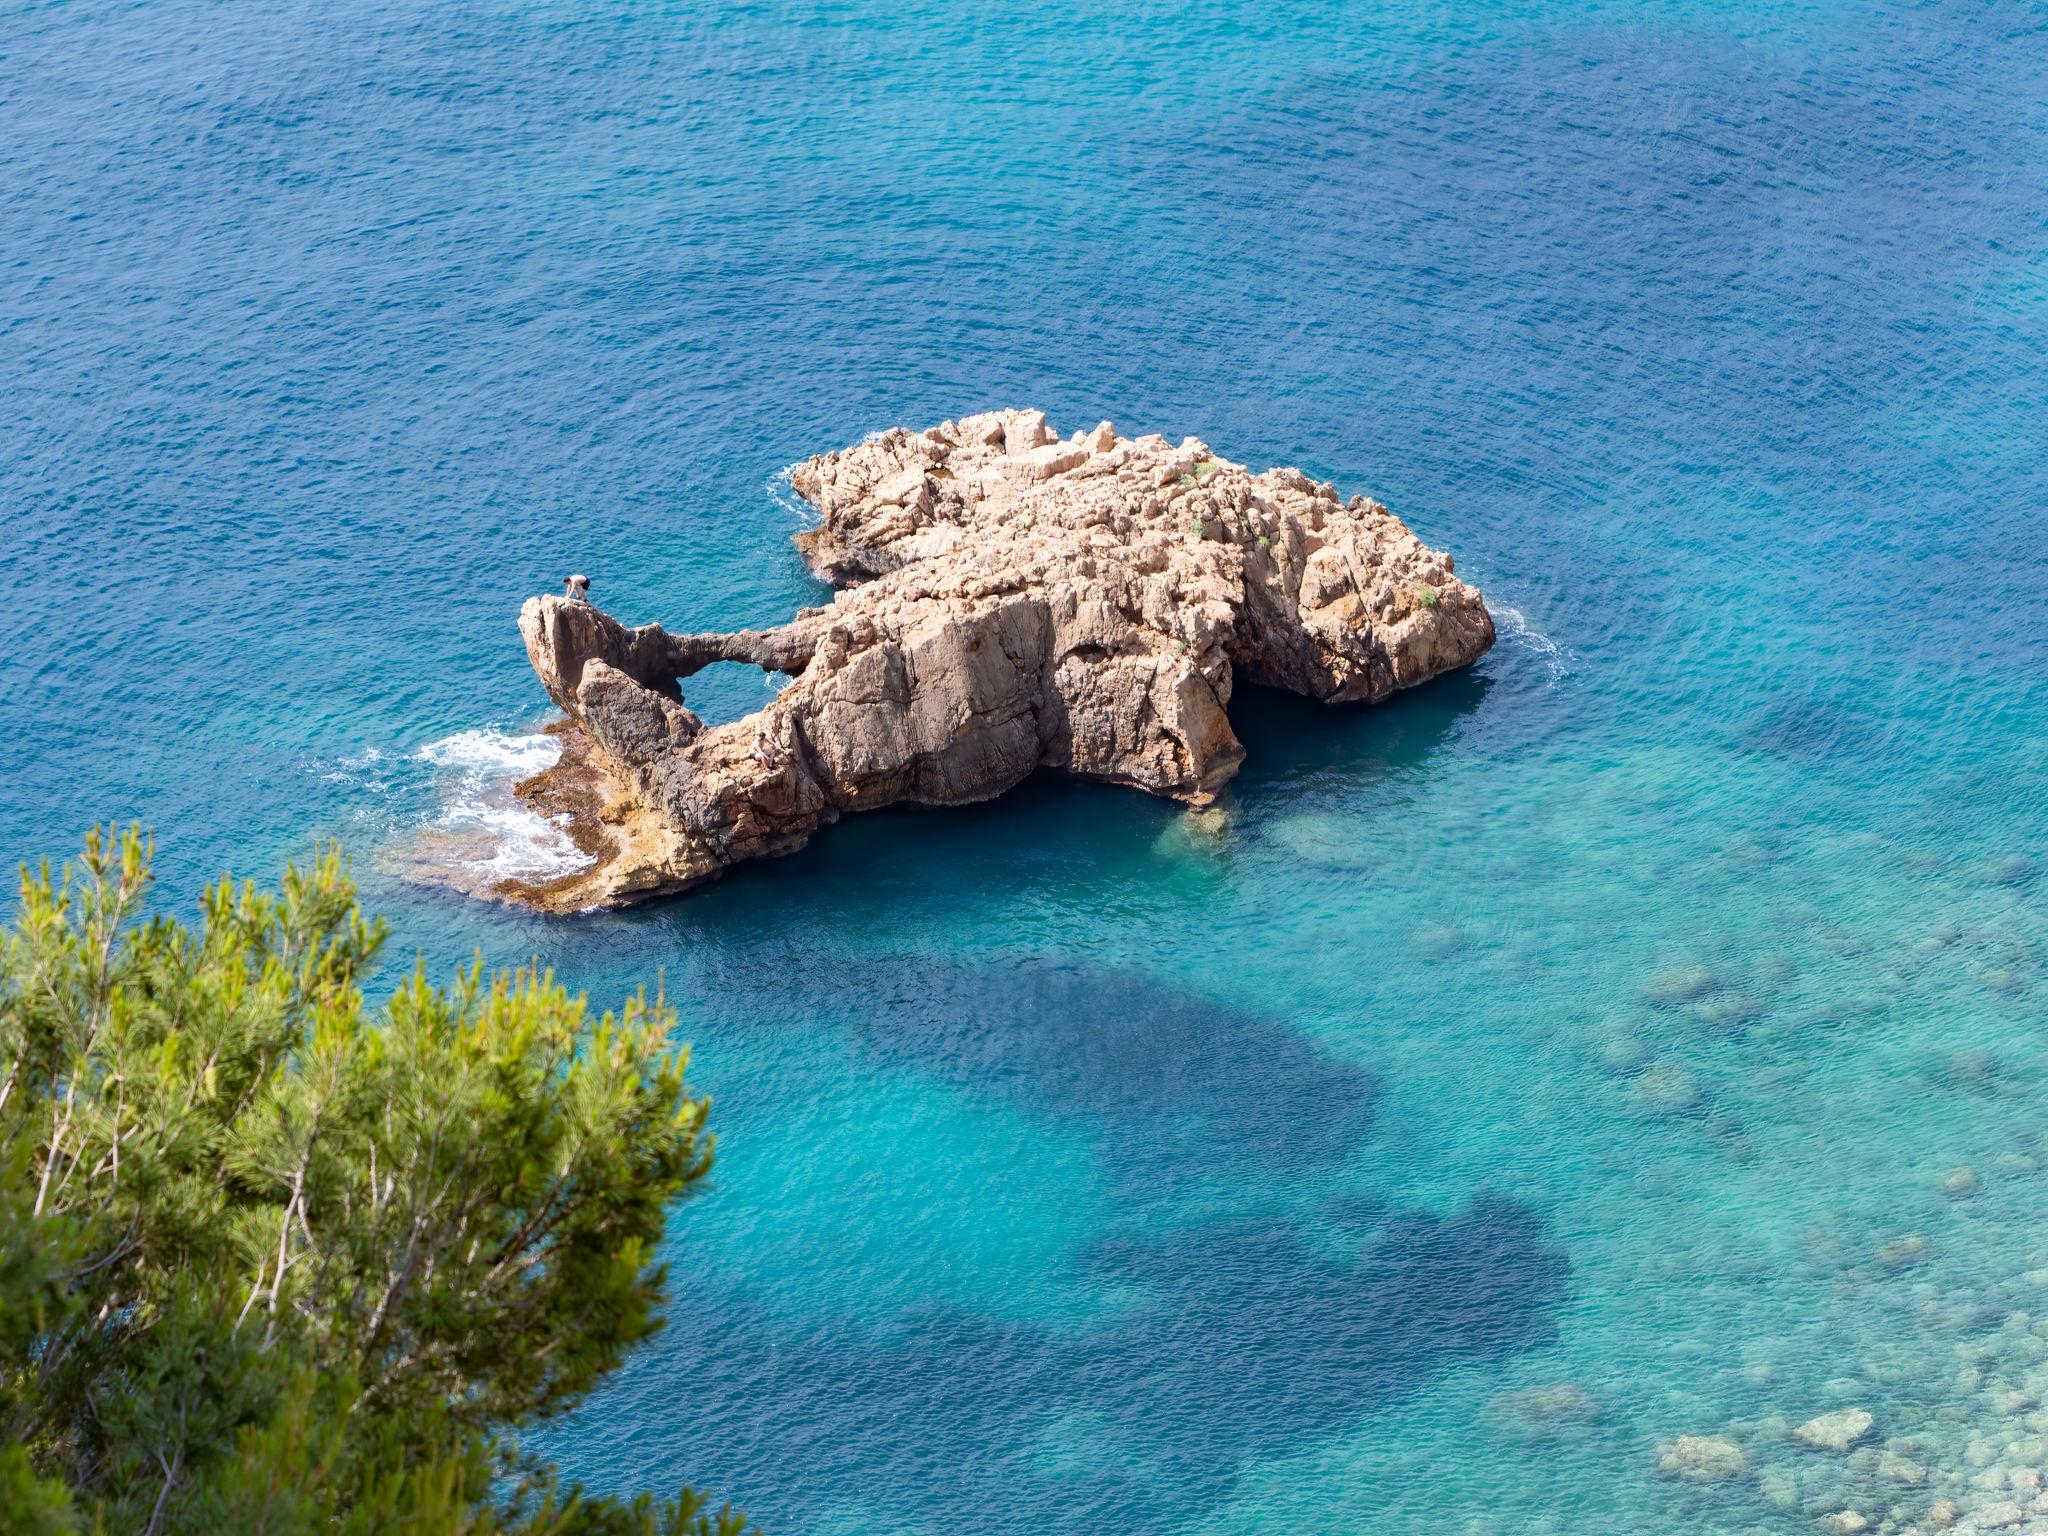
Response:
[411, 728, 593, 885]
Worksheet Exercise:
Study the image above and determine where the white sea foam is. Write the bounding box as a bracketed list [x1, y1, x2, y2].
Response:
[429, 795, 591, 882]
[1489, 603, 1575, 684]
[766, 462, 815, 525]
[315, 745, 396, 794]
[416, 727, 562, 781]
[411, 728, 593, 884]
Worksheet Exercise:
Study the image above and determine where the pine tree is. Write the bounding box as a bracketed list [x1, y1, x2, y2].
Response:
[0, 827, 749, 1536]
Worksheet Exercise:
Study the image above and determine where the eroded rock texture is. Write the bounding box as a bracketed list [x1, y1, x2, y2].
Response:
[507, 410, 1493, 909]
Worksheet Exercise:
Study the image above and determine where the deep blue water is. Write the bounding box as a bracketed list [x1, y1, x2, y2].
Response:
[6, 2, 2048, 1531]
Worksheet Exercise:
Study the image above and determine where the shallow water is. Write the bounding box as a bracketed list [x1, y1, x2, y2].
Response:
[5, 1, 2048, 1532]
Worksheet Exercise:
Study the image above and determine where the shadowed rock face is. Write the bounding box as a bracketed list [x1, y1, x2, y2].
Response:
[505, 410, 1493, 910]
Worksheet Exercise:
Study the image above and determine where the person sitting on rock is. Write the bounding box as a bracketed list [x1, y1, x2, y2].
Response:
[750, 724, 781, 769]
[563, 573, 590, 602]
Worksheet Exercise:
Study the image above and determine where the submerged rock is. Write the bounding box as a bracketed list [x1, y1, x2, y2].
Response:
[1596, 1030, 1651, 1075]
[1796, 1408, 1876, 1452]
[1878, 1449, 1929, 1484]
[1645, 964, 1719, 1005]
[1756, 1464, 1800, 1508]
[1982, 854, 2038, 886]
[1942, 1166, 1982, 1198]
[1410, 920, 1465, 959]
[1655, 1433, 1748, 1481]
[1267, 811, 1381, 872]
[1693, 992, 1764, 1030]
[1629, 1062, 1702, 1114]
[500, 410, 1494, 909]
[1876, 1234, 1934, 1271]
[1153, 805, 1232, 861]
[1486, 1381, 1604, 1437]
[1934, 1049, 2003, 1093]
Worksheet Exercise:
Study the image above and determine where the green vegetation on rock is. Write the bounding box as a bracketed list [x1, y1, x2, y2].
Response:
[0, 827, 746, 1536]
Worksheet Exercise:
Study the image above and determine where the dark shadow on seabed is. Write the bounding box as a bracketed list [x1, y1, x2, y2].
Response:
[527, 658, 1569, 1535]
[692, 954, 1379, 1198]
[564, 1189, 1567, 1536]
[1226, 664, 1497, 801]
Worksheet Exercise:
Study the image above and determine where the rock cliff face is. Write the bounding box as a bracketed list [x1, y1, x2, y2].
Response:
[504, 410, 1493, 910]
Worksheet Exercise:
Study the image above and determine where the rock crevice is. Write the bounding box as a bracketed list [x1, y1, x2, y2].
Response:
[504, 410, 1493, 910]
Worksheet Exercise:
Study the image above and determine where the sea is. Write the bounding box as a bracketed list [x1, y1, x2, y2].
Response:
[4, 2, 2047, 1532]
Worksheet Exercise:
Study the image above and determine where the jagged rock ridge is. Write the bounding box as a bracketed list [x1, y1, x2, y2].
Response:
[504, 410, 1494, 909]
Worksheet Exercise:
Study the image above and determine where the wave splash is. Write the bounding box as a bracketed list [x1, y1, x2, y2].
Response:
[765, 462, 814, 526]
[410, 728, 594, 886]
[1489, 603, 1575, 684]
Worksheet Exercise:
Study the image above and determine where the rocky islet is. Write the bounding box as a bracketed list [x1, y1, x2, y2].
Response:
[501, 409, 1494, 910]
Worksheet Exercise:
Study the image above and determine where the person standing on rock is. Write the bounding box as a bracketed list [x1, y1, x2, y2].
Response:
[563, 573, 590, 602]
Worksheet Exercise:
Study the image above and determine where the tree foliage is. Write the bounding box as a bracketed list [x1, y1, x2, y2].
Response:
[0, 827, 747, 1535]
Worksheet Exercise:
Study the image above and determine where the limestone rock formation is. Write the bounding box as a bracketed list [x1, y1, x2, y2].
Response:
[503, 409, 1493, 910]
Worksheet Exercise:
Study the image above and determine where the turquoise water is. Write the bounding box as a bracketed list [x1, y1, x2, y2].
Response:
[6, 1, 2048, 1531]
